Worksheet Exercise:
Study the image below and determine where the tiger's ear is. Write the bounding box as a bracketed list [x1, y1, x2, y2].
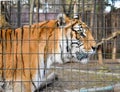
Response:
[73, 14, 82, 20]
[57, 13, 67, 27]
[73, 14, 79, 19]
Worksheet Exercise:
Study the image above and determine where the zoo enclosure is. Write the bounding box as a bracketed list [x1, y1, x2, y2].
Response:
[1, 0, 120, 64]
[0, 0, 120, 92]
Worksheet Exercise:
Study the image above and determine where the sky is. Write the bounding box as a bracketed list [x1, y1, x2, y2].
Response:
[105, 0, 120, 12]
[114, 1, 120, 8]
[109, 0, 120, 8]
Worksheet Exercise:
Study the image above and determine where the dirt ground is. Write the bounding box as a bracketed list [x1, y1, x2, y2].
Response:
[41, 59, 120, 92]
[1, 60, 120, 92]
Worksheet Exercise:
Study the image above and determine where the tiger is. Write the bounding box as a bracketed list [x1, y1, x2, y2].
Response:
[0, 13, 96, 92]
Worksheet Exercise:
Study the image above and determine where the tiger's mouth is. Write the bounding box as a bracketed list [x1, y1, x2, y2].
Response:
[75, 51, 88, 60]
[75, 51, 95, 64]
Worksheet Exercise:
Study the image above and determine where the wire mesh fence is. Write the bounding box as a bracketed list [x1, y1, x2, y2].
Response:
[0, 0, 120, 92]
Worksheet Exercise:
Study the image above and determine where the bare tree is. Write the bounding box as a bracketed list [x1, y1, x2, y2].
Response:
[67, 0, 73, 17]
[61, 0, 74, 17]
[96, 0, 104, 64]
[29, 0, 34, 25]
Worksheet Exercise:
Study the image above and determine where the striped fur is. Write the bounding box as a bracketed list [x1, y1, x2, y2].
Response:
[0, 14, 96, 92]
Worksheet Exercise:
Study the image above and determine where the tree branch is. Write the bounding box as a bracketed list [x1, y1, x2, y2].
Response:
[96, 31, 120, 47]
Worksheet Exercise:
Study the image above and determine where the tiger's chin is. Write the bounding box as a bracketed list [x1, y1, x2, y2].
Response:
[74, 51, 93, 64]
[71, 57, 89, 64]
[80, 58, 89, 64]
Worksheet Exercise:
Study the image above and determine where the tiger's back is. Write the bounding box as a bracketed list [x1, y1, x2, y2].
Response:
[0, 14, 96, 92]
[0, 19, 64, 92]
[0, 20, 57, 78]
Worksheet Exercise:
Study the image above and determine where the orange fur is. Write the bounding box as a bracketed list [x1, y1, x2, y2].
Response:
[0, 16, 96, 92]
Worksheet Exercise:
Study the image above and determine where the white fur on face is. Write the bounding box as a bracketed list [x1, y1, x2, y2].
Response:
[71, 38, 95, 64]
[73, 24, 82, 31]
[72, 24, 87, 37]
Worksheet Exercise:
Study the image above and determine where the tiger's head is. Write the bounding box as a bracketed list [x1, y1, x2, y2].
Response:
[57, 14, 96, 64]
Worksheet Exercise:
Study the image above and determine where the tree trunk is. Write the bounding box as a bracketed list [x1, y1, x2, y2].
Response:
[98, 46, 103, 64]
[61, 0, 66, 13]
[111, 13, 117, 61]
[67, 0, 73, 17]
[29, 0, 34, 25]
[73, 0, 77, 17]
[112, 38, 116, 60]
[35, 0, 40, 22]
[97, 0, 104, 64]
[61, 0, 73, 17]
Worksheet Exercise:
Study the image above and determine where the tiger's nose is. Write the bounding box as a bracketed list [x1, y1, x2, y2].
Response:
[92, 46, 96, 51]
